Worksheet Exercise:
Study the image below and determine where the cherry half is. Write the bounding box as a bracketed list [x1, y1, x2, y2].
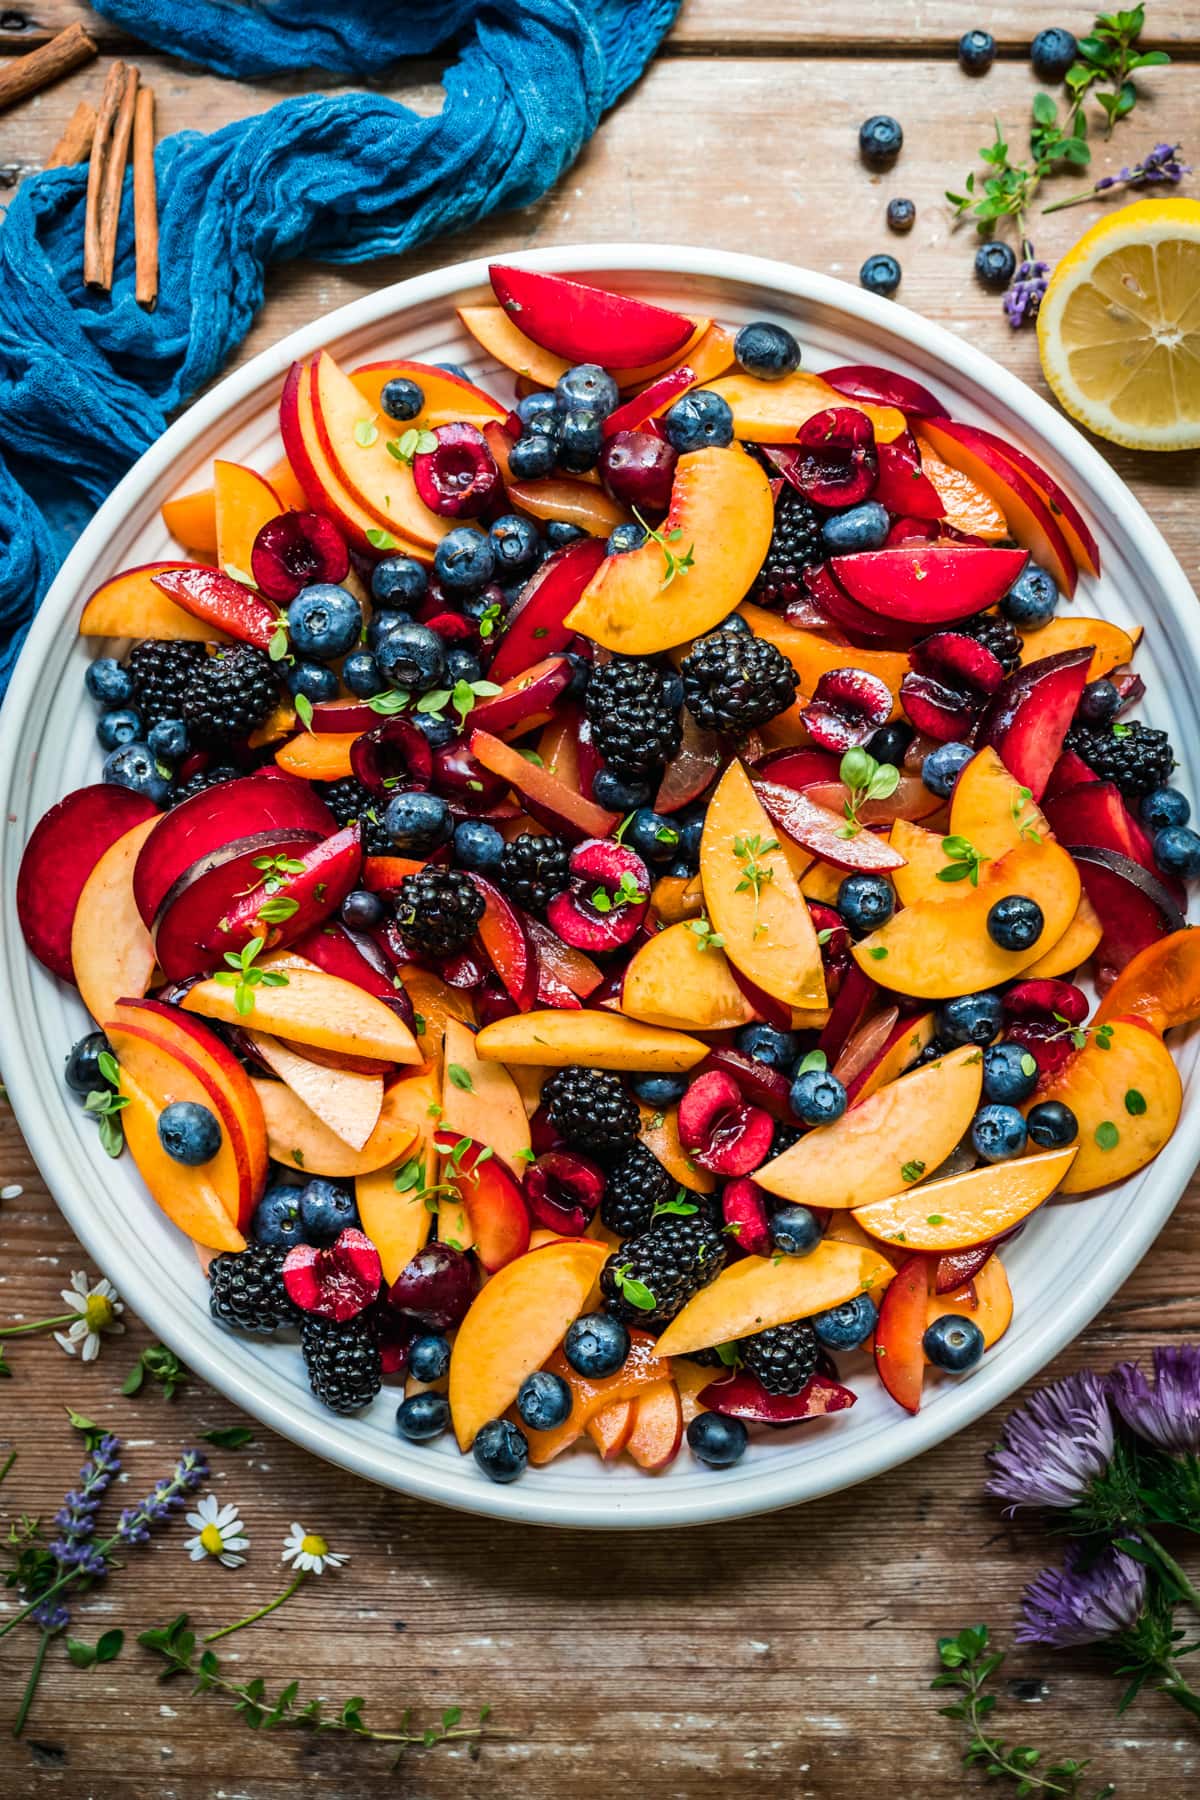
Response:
[251, 511, 350, 603]
[413, 423, 501, 519]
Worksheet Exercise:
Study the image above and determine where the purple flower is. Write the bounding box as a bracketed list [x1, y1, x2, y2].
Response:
[116, 1449, 207, 1545]
[1004, 252, 1050, 330]
[987, 1370, 1115, 1512]
[1097, 143, 1190, 192]
[28, 1433, 121, 1632]
[1016, 1543, 1147, 1648]
[1110, 1345, 1200, 1456]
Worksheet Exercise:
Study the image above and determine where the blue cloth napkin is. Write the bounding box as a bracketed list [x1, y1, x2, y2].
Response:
[0, 0, 678, 695]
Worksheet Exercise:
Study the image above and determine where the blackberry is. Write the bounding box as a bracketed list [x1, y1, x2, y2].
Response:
[125, 639, 206, 729]
[600, 1140, 678, 1237]
[770, 1120, 804, 1158]
[740, 1319, 819, 1395]
[584, 658, 681, 778]
[749, 486, 823, 608]
[395, 866, 484, 957]
[681, 630, 798, 733]
[300, 1313, 382, 1414]
[498, 831, 570, 913]
[168, 764, 241, 809]
[543, 1066, 639, 1154]
[209, 1245, 295, 1334]
[1064, 720, 1175, 798]
[952, 611, 1023, 677]
[319, 776, 392, 854]
[182, 645, 278, 746]
[600, 1214, 727, 1330]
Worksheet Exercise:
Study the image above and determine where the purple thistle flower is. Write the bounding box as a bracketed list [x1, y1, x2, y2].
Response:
[1110, 1344, 1200, 1456]
[1016, 1543, 1147, 1649]
[987, 1370, 1115, 1512]
[116, 1448, 207, 1545]
[1003, 249, 1050, 330]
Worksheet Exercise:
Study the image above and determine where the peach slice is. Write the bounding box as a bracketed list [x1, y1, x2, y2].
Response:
[274, 731, 361, 781]
[79, 562, 232, 642]
[564, 447, 773, 655]
[1018, 615, 1140, 681]
[439, 1017, 531, 1175]
[1094, 930, 1200, 1036]
[851, 838, 1081, 999]
[247, 1032, 383, 1150]
[587, 1396, 638, 1460]
[851, 1146, 1077, 1250]
[655, 1240, 894, 1357]
[309, 350, 453, 550]
[637, 1102, 715, 1194]
[350, 358, 507, 429]
[354, 1069, 443, 1276]
[398, 967, 476, 1077]
[214, 460, 282, 578]
[456, 304, 571, 388]
[626, 322, 735, 395]
[1022, 890, 1104, 980]
[118, 1069, 246, 1253]
[706, 370, 906, 444]
[737, 601, 908, 716]
[755, 1043, 984, 1210]
[280, 361, 417, 558]
[914, 437, 1009, 539]
[625, 1379, 683, 1471]
[253, 1075, 421, 1178]
[888, 820, 949, 909]
[928, 1252, 1013, 1353]
[821, 1213, 896, 1308]
[851, 1011, 939, 1103]
[182, 966, 421, 1065]
[161, 489, 220, 554]
[948, 747, 1053, 863]
[621, 921, 756, 1032]
[1030, 1017, 1182, 1194]
[448, 1237, 608, 1449]
[475, 1009, 707, 1072]
[71, 816, 159, 1024]
[520, 1329, 671, 1464]
[700, 759, 826, 1011]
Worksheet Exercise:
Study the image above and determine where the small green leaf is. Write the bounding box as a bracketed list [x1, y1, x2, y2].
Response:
[1020, 1052, 1038, 1078]
[447, 1064, 473, 1092]
[202, 1425, 255, 1449]
[95, 1629, 124, 1664]
[97, 1050, 120, 1088]
[1124, 1088, 1146, 1116]
[366, 527, 399, 551]
[1095, 1120, 1119, 1151]
[293, 692, 314, 731]
[353, 417, 379, 448]
[797, 1049, 827, 1076]
[613, 1266, 656, 1312]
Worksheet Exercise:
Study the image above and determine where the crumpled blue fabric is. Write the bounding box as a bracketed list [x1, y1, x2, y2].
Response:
[0, 1, 678, 695]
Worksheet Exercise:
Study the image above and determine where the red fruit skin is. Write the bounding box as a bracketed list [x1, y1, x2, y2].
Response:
[700, 1047, 793, 1118]
[1043, 749, 1100, 802]
[1065, 847, 1186, 988]
[721, 1178, 773, 1256]
[1044, 781, 1185, 909]
[831, 547, 1030, 627]
[820, 363, 949, 419]
[802, 666, 893, 752]
[873, 1253, 931, 1414]
[654, 709, 722, 814]
[309, 698, 375, 735]
[488, 538, 606, 683]
[700, 1369, 858, 1424]
[872, 429, 944, 520]
[1002, 978, 1088, 1027]
[151, 831, 322, 981]
[934, 1244, 996, 1294]
[977, 647, 1093, 801]
[899, 671, 976, 742]
[802, 562, 917, 647]
[412, 422, 500, 519]
[469, 656, 573, 740]
[292, 921, 415, 1023]
[791, 407, 879, 507]
[488, 263, 694, 368]
[283, 1228, 383, 1323]
[598, 429, 677, 512]
[910, 631, 1004, 696]
[469, 874, 536, 1010]
[602, 368, 695, 438]
[433, 1130, 530, 1270]
[754, 778, 905, 875]
[152, 565, 280, 651]
[954, 422, 1101, 577]
[432, 741, 509, 809]
[190, 824, 363, 963]
[251, 511, 349, 602]
[350, 717, 434, 797]
[818, 963, 877, 1061]
[17, 784, 160, 982]
[523, 1151, 606, 1236]
[524, 915, 604, 1000]
[388, 1242, 477, 1330]
[886, 515, 942, 547]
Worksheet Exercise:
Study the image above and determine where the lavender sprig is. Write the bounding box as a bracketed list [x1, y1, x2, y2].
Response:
[1003, 244, 1051, 330]
[1044, 142, 1189, 213]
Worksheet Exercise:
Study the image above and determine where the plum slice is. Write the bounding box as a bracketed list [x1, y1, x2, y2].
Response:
[17, 784, 159, 983]
[900, 631, 1004, 742]
[488, 538, 606, 683]
[977, 647, 1092, 801]
[488, 264, 694, 368]
[699, 1369, 858, 1424]
[1065, 845, 1186, 987]
[820, 363, 949, 419]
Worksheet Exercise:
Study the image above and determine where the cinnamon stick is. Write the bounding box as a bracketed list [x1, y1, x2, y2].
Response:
[45, 99, 97, 170]
[0, 22, 97, 116]
[84, 61, 139, 292]
[133, 86, 158, 309]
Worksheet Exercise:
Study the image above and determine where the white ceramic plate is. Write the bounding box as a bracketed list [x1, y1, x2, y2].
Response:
[3, 246, 1198, 1530]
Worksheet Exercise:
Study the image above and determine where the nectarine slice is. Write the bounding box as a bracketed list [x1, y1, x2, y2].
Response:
[475, 1009, 707, 1072]
[914, 436, 1009, 539]
[617, 316, 709, 388]
[1031, 1017, 1182, 1193]
[118, 1069, 247, 1253]
[851, 1010, 939, 1104]
[948, 748, 1053, 864]
[448, 1238, 608, 1449]
[398, 968, 476, 1077]
[625, 1379, 683, 1471]
[310, 350, 451, 551]
[564, 447, 773, 655]
[916, 417, 1077, 596]
[637, 1102, 715, 1194]
[456, 304, 571, 387]
[655, 1240, 894, 1357]
[851, 1146, 1077, 1250]
[247, 1032, 383, 1151]
[161, 490, 219, 554]
[520, 1329, 670, 1464]
[71, 816, 159, 1024]
[439, 1017, 531, 1175]
[79, 562, 232, 642]
[183, 966, 421, 1065]
[350, 358, 507, 429]
[888, 820, 949, 909]
[707, 370, 906, 444]
[253, 1075, 421, 1177]
[281, 361, 414, 558]
[756, 1043, 984, 1210]
[1022, 889, 1104, 980]
[737, 601, 908, 717]
[1094, 929, 1200, 1036]
[626, 322, 735, 394]
[586, 1396, 638, 1460]
[214, 461, 282, 578]
[1017, 615, 1139, 682]
[621, 921, 756, 1032]
[929, 1252, 1012, 1353]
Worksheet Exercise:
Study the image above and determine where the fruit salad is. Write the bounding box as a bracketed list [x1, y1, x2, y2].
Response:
[18, 263, 1200, 1486]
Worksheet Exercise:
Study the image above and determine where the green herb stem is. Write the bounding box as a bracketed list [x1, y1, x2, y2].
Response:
[12, 1630, 53, 1739]
[204, 1572, 307, 1643]
[1135, 1528, 1200, 1617]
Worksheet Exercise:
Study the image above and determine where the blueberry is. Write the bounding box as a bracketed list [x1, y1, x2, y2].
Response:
[375, 622, 447, 694]
[820, 501, 890, 555]
[1001, 563, 1059, 628]
[340, 888, 386, 932]
[408, 1333, 452, 1383]
[472, 1417, 528, 1482]
[287, 660, 340, 704]
[445, 648, 484, 685]
[593, 767, 651, 811]
[342, 651, 385, 698]
[735, 1023, 800, 1073]
[147, 717, 188, 761]
[686, 1412, 748, 1468]
[859, 114, 903, 167]
[923, 1314, 985, 1373]
[385, 790, 452, 855]
[971, 1103, 1028, 1162]
[958, 29, 996, 73]
[102, 741, 172, 806]
[516, 1369, 573, 1432]
[460, 583, 508, 629]
[607, 521, 648, 557]
[676, 807, 706, 864]
[663, 390, 735, 453]
[975, 241, 1018, 289]
[412, 712, 458, 751]
[371, 558, 427, 608]
[987, 893, 1045, 950]
[298, 1177, 358, 1245]
[886, 197, 916, 234]
[507, 432, 555, 480]
[625, 807, 680, 865]
[65, 1030, 112, 1097]
[287, 583, 362, 661]
[85, 657, 134, 706]
[453, 818, 505, 874]
[396, 1392, 452, 1442]
[523, 408, 563, 444]
[516, 391, 559, 427]
[489, 513, 542, 577]
[1154, 825, 1200, 879]
[770, 1204, 822, 1257]
[1078, 678, 1121, 724]
[733, 320, 802, 381]
[937, 990, 1004, 1047]
[564, 1312, 630, 1378]
[432, 526, 494, 595]
[866, 720, 913, 767]
[789, 1066, 848, 1126]
[837, 873, 895, 936]
[366, 611, 413, 657]
[380, 376, 424, 421]
[252, 1183, 307, 1250]
[629, 1072, 688, 1107]
[860, 254, 902, 297]
[557, 408, 604, 473]
[983, 1040, 1039, 1105]
[922, 741, 974, 797]
[158, 1100, 222, 1165]
[555, 363, 620, 418]
[97, 707, 143, 752]
[1031, 27, 1078, 83]
[812, 1294, 879, 1351]
[1027, 1099, 1079, 1150]
[1141, 786, 1191, 833]
[545, 520, 586, 548]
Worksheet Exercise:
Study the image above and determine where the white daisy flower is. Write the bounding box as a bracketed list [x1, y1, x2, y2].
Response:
[52, 1272, 125, 1361]
[281, 1523, 347, 1575]
[184, 1494, 250, 1569]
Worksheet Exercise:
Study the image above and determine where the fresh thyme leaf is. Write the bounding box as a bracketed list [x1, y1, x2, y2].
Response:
[612, 1264, 656, 1312]
[632, 507, 695, 588]
[202, 1426, 255, 1450]
[447, 1064, 474, 1093]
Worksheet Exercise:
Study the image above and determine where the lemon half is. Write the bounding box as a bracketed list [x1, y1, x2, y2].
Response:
[1037, 197, 1200, 451]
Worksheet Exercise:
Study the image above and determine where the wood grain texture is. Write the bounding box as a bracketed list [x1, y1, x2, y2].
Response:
[2, 17, 1200, 1799]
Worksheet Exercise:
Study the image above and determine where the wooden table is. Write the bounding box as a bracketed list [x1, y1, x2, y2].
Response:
[2, 6, 1199, 1795]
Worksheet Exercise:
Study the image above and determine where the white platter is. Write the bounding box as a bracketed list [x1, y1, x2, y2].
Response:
[2, 245, 1198, 1529]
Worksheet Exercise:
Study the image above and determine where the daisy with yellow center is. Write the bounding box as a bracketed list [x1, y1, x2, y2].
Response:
[0, 1270, 124, 1364]
[204, 1522, 347, 1644]
[184, 1495, 249, 1569]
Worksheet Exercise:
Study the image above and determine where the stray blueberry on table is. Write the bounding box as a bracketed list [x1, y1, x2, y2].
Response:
[859, 114, 903, 168]
[1030, 27, 1078, 84]
[886, 197, 916, 233]
[957, 29, 996, 74]
[860, 254, 902, 297]
[975, 241, 1018, 290]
